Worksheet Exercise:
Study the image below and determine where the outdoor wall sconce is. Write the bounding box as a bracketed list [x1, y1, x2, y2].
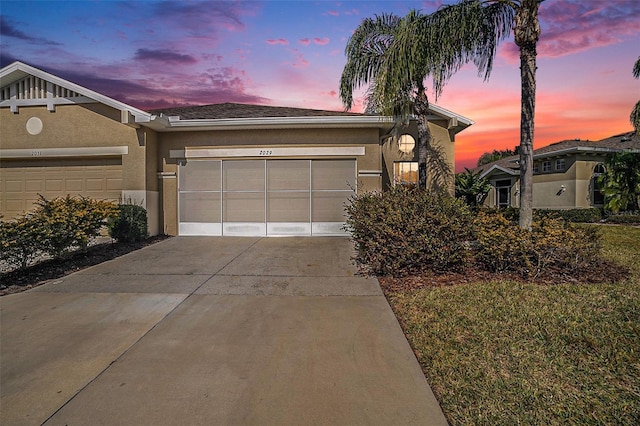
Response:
[556, 185, 566, 196]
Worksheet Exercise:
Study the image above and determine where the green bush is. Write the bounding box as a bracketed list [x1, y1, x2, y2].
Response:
[605, 212, 640, 224]
[474, 211, 601, 278]
[344, 186, 474, 277]
[0, 215, 44, 270]
[32, 195, 117, 258]
[108, 204, 148, 243]
[536, 208, 603, 223]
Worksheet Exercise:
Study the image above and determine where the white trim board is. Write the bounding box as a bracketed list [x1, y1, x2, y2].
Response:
[170, 146, 366, 159]
[0, 146, 128, 159]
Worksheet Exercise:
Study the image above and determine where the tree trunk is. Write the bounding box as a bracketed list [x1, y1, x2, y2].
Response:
[514, 0, 540, 230]
[414, 89, 431, 190]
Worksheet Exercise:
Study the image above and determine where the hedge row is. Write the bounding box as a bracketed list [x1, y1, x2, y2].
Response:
[345, 187, 602, 279]
[0, 196, 148, 270]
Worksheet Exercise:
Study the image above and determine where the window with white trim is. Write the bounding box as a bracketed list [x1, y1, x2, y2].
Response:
[542, 161, 551, 172]
[555, 159, 566, 171]
[533, 163, 539, 174]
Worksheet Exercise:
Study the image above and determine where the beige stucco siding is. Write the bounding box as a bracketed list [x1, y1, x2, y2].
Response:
[0, 104, 155, 232]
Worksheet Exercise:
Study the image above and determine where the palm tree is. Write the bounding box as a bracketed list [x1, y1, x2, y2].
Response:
[455, 168, 492, 207]
[340, 6, 513, 190]
[631, 56, 640, 134]
[426, 0, 543, 229]
[599, 152, 640, 212]
[341, 0, 542, 230]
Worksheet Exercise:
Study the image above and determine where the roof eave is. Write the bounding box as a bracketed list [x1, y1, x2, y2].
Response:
[158, 115, 397, 131]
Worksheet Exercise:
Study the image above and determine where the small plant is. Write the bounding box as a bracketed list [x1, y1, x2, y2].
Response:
[345, 186, 474, 277]
[108, 204, 148, 243]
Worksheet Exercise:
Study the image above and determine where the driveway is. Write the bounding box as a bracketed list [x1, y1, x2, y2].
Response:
[1, 237, 447, 425]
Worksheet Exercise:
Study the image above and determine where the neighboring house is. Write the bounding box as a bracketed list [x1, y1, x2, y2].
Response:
[476, 132, 640, 209]
[0, 61, 473, 236]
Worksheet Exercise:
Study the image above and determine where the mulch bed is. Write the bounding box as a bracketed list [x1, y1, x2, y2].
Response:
[1, 235, 169, 296]
[378, 259, 630, 294]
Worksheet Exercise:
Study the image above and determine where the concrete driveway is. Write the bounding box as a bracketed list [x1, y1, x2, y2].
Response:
[1, 237, 447, 425]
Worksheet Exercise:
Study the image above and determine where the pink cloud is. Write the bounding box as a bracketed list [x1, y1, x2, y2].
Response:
[266, 38, 289, 45]
[292, 52, 309, 69]
[313, 37, 330, 45]
[327, 10, 339, 16]
[299, 38, 310, 46]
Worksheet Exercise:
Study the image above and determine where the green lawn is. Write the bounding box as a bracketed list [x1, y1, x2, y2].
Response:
[386, 225, 640, 425]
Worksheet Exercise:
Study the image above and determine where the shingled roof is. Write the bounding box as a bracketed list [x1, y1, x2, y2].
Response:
[476, 131, 640, 176]
[150, 103, 365, 119]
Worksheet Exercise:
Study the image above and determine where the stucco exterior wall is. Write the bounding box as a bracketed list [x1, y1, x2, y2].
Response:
[380, 121, 456, 194]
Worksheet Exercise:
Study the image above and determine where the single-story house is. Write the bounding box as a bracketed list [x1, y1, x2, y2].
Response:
[476, 132, 640, 209]
[0, 61, 473, 236]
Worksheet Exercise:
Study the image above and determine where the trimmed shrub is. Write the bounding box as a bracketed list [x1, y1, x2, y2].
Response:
[536, 208, 603, 223]
[32, 195, 117, 258]
[108, 204, 148, 243]
[0, 215, 44, 270]
[474, 211, 601, 278]
[344, 186, 474, 277]
[605, 212, 640, 224]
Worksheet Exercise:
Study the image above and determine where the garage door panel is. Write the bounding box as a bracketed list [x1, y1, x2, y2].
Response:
[312, 160, 356, 190]
[267, 160, 310, 191]
[25, 180, 43, 192]
[106, 178, 123, 191]
[312, 191, 351, 222]
[224, 160, 265, 191]
[65, 179, 84, 192]
[267, 192, 310, 222]
[45, 179, 64, 192]
[223, 192, 265, 222]
[181, 160, 221, 191]
[5, 180, 23, 192]
[180, 192, 221, 223]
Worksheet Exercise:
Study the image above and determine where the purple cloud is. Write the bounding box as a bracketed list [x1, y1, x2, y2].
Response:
[0, 16, 61, 46]
[313, 37, 330, 45]
[151, 1, 250, 33]
[134, 48, 198, 64]
[499, 0, 640, 61]
[299, 38, 311, 46]
[266, 38, 289, 45]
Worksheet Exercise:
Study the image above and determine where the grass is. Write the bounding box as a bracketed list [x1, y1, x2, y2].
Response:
[385, 225, 640, 425]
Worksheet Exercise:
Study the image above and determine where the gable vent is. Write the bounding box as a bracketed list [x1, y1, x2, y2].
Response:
[1, 76, 81, 101]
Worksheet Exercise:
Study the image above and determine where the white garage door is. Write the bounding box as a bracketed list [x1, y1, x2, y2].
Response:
[0, 158, 123, 219]
[178, 159, 355, 236]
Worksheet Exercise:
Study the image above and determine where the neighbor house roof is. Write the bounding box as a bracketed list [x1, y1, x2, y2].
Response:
[477, 131, 640, 178]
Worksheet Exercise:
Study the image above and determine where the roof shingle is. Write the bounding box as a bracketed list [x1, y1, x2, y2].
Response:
[150, 103, 366, 119]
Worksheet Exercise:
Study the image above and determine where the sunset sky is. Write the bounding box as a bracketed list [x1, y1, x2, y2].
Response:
[2, 0, 638, 171]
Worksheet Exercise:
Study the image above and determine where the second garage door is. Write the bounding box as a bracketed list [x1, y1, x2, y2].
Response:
[178, 159, 355, 236]
[0, 158, 123, 219]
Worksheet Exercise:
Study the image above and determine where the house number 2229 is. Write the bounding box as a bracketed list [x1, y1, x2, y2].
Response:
[259, 150, 273, 156]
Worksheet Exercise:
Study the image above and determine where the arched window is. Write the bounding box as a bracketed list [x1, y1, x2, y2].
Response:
[592, 163, 606, 206]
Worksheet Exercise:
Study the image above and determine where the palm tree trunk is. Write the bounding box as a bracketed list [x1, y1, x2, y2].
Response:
[515, 0, 540, 231]
[414, 89, 431, 190]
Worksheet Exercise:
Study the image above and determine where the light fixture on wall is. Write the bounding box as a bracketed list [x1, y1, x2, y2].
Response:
[556, 185, 566, 196]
